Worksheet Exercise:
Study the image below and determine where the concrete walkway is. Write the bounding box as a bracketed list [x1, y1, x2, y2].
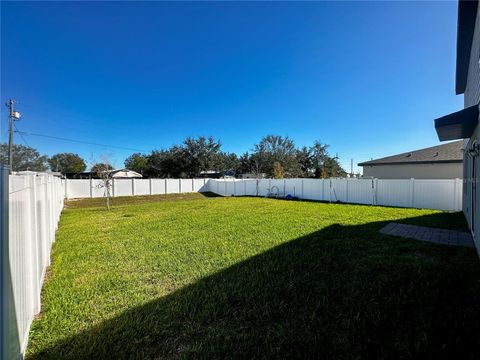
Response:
[380, 223, 475, 248]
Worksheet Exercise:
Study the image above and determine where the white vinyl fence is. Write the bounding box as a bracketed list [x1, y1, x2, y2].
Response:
[65, 177, 462, 211]
[208, 178, 463, 211]
[65, 178, 209, 199]
[1, 168, 64, 359]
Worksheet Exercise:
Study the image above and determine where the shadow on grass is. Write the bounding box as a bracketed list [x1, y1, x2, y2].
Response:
[29, 214, 480, 360]
[66, 192, 222, 210]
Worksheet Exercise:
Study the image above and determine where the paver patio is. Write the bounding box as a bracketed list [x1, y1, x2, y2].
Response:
[380, 222, 475, 247]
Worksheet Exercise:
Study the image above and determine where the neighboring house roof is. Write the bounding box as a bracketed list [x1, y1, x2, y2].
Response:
[108, 169, 142, 178]
[358, 141, 464, 166]
[456, 0, 479, 95]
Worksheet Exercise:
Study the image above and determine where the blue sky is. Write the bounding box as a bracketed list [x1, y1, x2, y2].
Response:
[1, 1, 463, 172]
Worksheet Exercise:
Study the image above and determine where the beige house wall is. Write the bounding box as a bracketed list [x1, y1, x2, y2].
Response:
[362, 162, 463, 179]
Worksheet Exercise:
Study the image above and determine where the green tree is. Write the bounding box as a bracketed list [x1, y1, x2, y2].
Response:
[147, 148, 185, 178]
[237, 152, 253, 175]
[0, 143, 49, 171]
[296, 146, 313, 177]
[48, 153, 86, 173]
[310, 141, 329, 178]
[252, 135, 301, 178]
[124, 153, 149, 175]
[147, 136, 223, 178]
[322, 155, 346, 178]
[212, 152, 238, 174]
[273, 161, 285, 179]
[91, 162, 114, 174]
[182, 136, 222, 177]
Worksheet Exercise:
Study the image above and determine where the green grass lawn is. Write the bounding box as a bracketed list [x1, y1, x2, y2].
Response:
[27, 193, 480, 359]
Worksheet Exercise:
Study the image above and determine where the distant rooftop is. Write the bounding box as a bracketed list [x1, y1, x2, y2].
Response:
[358, 141, 464, 166]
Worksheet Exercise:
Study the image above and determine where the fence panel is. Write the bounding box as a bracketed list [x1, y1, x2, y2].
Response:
[91, 179, 105, 198]
[244, 180, 257, 196]
[113, 179, 133, 197]
[302, 179, 324, 200]
[193, 179, 207, 192]
[376, 180, 412, 208]
[269, 179, 284, 197]
[180, 179, 193, 193]
[151, 179, 166, 195]
[134, 179, 150, 196]
[257, 179, 270, 197]
[331, 179, 347, 202]
[2, 172, 64, 358]
[284, 179, 302, 198]
[233, 180, 246, 196]
[66, 179, 91, 198]
[166, 179, 180, 194]
[346, 179, 375, 205]
[224, 180, 235, 196]
[413, 180, 457, 211]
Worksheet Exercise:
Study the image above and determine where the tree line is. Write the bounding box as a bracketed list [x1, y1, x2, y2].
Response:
[0, 135, 346, 178]
[0, 143, 110, 174]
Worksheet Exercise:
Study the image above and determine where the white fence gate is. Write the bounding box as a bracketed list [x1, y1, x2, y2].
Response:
[1, 168, 64, 360]
[207, 178, 463, 212]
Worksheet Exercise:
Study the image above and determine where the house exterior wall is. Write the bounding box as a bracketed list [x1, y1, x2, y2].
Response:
[462, 4, 480, 252]
[464, 5, 480, 108]
[362, 163, 463, 179]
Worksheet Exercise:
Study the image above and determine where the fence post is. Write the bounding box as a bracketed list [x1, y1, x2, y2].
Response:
[131, 179, 135, 196]
[149, 178, 153, 195]
[410, 178, 415, 207]
[65, 178, 68, 199]
[28, 175, 41, 314]
[457, 178, 463, 211]
[346, 179, 349, 203]
[329, 179, 332, 203]
[89, 177, 93, 198]
[165, 179, 168, 194]
[453, 178, 458, 211]
[301, 179, 304, 199]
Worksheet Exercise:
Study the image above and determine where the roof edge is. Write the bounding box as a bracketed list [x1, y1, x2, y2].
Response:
[358, 160, 464, 167]
[456, 0, 479, 94]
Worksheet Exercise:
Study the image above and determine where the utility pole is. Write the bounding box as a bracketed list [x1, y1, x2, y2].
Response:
[8, 99, 15, 172]
[7, 99, 21, 173]
[350, 158, 353, 177]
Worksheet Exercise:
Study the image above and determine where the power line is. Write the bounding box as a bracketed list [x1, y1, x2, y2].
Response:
[14, 131, 149, 152]
[14, 124, 30, 147]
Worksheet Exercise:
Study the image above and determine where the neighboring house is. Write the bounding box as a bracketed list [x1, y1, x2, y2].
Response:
[65, 168, 142, 179]
[358, 141, 464, 179]
[237, 173, 267, 179]
[199, 170, 236, 179]
[434, 0, 479, 251]
[109, 169, 142, 178]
